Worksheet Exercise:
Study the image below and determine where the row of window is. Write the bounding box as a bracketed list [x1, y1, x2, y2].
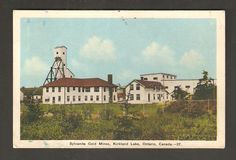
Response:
[49, 95, 117, 103]
[46, 87, 115, 93]
[130, 84, 140, 90]
[141, 75, 175, 80]
[129, 94, 163, 101]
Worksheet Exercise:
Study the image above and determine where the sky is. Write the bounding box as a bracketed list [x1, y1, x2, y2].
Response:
[20, 18, 216, 87]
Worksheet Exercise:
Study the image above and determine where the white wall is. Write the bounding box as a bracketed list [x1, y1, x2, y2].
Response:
[43, 86, 117, 104]
[163, 80, 199, 95]
[20, 91, 24, 101]
[140, 73, 176, 83]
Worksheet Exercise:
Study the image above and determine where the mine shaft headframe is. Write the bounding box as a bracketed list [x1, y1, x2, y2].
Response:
[43, 57, 66, 86]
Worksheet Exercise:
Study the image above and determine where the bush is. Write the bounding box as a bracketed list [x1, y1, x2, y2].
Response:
[81, 105, 94, 120]
[21, 103, 43, 124]
[113, 116, 142, 140]
[61, 113, 83, 133]
[99, 108, 114, 120]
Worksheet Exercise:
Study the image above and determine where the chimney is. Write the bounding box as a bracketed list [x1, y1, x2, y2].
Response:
[108, 74, 113, 103]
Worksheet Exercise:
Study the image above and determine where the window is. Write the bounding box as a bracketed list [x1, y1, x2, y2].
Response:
[67, 87, 70, 92]
[153, 94, 155, 100]
[104, 87, 106, 92]
[185, 85, 190, 89]
[174, 86, 179, 89]
[130, 84, 134, 90]
[114, 88, 117, 92]
[166, 94, 168, 99]
[104, 95, 106, 101]
[167, 75, 169, 78]
[46, 87, 49, 92]
[136, 94, 140, 100]
[85, 96, 87, 101]
[141, 77, 144, 80]
[78, 87, 81, 92]
[58, 87, 61, 92]
[52, 87, 55, 92]
[144, 78, 148, 80]
[63, 52, 65, 55]
[113, 95, 116, 101]
[165, 86, 168, 89]
[90, 96, 93, 101]
[58, 96, 61, 102]
[94, 87, 99, 92]
[130, 94, 134, 100]
[73, 87, 76, 91]
[73, 96, 75, 102]
[45, 98, 50, 102]
[78, 96, 81, 101]
[153, 77, 158, 80]
[52, 97, 55, 103]
[163, 75, 164, 78]
[82, 87, 85, 92]
[96, 95, 99, 101]
[56, 52, 58, 54]
[136, 84, 140, 90]
[85, 87, 90, 92]
[67, 96, 70, 102]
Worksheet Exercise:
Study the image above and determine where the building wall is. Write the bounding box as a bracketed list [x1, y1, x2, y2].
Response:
[33, 95, 42, 100]
[20, 91, 24, 101]
[43, 86, 117, 104]
[163, 80, 199, 95]
[125, 81, 166, 104]
[140, 73, 176, 83]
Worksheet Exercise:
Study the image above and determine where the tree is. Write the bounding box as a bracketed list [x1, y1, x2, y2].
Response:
[193, 70, 216, 100]
[171, 86, 189, 100]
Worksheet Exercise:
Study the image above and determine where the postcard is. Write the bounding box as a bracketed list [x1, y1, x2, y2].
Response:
[13, 10, 225, 148]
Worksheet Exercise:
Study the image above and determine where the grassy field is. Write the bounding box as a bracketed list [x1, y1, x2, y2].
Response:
[20, 102, 216, 140]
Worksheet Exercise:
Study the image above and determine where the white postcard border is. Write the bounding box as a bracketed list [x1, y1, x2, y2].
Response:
[13, 10, 225, 148]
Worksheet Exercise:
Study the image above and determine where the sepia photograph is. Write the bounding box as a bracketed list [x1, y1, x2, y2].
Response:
[13, 10, 225, 148]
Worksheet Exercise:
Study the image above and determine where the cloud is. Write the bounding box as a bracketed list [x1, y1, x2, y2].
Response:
[179, 50, 205, 69]
[79, 36, 116, 62]
[24, 56, 48, 76]
[142, 42, 175, 65]
[71, 59, 90, 73]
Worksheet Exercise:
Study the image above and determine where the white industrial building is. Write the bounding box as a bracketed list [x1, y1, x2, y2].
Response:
[126, 73, 216, 104]
[125, 79, 167, 104]
[43, 77, 118, 104]
[43, 46, 74, 85]
[42, 46, 118, 104]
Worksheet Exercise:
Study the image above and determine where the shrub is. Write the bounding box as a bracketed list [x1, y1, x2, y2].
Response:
[61, 113, 83, 133]
[21, 103, 43, 124]
[99, 108, 114, 120]
[81, 105, 93, 120]
[113, 116, 142, 140]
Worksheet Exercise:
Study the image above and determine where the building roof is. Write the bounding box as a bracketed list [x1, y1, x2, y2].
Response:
[43, 78, 117, 88]
[21, 87, 43, 96]
[140, 72, 177, 77]
[136, 80, 164, 89]
[126, 79, 164, 89]
[54, 46, 67, 49]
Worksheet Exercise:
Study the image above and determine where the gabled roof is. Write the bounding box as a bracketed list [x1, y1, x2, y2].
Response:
[43, 78, 117, 88]
[126, 79, 164, 89]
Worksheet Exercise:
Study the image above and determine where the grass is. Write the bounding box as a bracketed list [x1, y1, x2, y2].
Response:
[20, 102, 216, 140]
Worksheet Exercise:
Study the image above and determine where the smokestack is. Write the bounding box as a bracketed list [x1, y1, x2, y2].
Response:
[108, 74, 113, 103]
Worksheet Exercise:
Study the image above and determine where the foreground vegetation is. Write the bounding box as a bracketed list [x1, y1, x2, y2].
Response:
[21, 101, 216, 140]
